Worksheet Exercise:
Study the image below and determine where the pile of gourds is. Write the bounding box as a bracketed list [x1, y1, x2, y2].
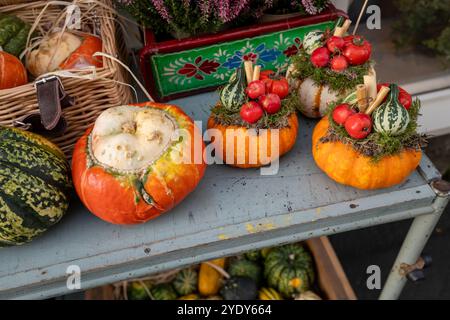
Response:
[0, 14, 102, 90]
[126, 243, 322, 300]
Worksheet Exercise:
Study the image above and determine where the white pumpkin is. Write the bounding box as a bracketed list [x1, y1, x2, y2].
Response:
[26, 32, 82, 77]
[286, 64, 366, 118]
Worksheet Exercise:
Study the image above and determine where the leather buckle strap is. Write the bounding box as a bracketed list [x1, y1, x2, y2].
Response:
[14, 76, 74, 137]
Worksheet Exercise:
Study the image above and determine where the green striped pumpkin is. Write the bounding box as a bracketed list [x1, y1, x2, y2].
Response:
[0, 15, 31, 57]
[264, 244, 314, 298]
[173, 268, 198, 296]
[0, 127, 71, 247]
[219, 67, 247, 112]
[151, 283, 178, 300]
[303, 30, 324, 55]
[373, 84, 410, 136]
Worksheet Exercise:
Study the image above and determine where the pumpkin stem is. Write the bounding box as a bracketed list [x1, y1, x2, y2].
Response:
[289, 253, 295, 261]
[122, 121, 136, 134]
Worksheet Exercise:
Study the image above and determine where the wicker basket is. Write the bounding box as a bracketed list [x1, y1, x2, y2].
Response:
[0, 0, 132, 157]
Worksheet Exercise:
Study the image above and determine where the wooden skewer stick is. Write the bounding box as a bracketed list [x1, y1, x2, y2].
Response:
[334, 19, 352, 36]
[365, 86, 390, 115]
[356, 84, 368, 112]
[252, 65, 261, 81]
[353, 0, 369, 35]
[364, 67, 377, 102]
[244, 61, 253, 84]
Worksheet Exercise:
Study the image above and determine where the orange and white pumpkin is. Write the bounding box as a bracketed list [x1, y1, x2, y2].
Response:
[72, 102, 206, 225]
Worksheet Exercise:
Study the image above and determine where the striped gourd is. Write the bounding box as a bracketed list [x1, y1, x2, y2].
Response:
[342, 90, 358, 105]
[220, 67, 247, 112]
[173, 268, 198, 296]
[373, 84, 410, 136]
[303, 30, 324, 55]
[0, 127, 71, 247]
[264, 244, 315, 298]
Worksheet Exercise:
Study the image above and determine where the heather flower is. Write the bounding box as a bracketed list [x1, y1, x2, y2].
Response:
[301, 0, 318, 15]
[150, 0, 172, 23]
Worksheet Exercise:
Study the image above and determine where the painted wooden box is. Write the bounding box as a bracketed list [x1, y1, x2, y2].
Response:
[139, 5, 347, 101]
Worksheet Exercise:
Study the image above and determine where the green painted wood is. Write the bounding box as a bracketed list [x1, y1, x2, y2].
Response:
[0, 92, 438, 299]
[150, 21, 335, 98]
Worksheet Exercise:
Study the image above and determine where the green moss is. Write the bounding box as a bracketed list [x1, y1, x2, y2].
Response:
[322, 99, 425, 162]
[290, 48, 372, 94]
[210, 95, 296, 130]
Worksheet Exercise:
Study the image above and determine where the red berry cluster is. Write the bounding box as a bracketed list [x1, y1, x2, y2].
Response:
[240, 70, 289, 124]
[311, 35, 372, 72]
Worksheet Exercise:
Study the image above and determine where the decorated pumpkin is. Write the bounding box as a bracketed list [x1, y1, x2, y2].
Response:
[287, 27, 373, 118]
[0, 15, 31, 57]
[72, 102, 206, 225]
[0, 126, 71, 246]
[312, 117, 422, 189]
[26, 32, 102, 77]
[207, 113, 298, 168]
[173, 268, 198, 296]
[0, 51, 27, 89]
[264, 244, 314, 298]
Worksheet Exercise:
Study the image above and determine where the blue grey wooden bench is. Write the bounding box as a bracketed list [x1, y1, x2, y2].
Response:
[0, 92, 448, 300]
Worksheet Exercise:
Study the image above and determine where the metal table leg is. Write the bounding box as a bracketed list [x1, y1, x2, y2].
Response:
[380, 180, 450, 300]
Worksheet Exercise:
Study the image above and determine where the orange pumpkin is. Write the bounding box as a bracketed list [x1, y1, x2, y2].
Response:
[60, 35, 103, 70]
[207, 113, 299, 168]
[312, 117, 422, 190]
[0, 51, 27, 90]
[72, 102, 206, 225]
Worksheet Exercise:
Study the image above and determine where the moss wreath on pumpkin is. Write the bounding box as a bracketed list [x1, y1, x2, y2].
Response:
[208, 65, 299, 168]
[312, 83, 426, 190]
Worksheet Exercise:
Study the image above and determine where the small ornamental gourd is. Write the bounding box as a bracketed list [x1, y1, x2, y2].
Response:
[220, 67, 247, 112]
[227, 259, 262, 284]
[264, 244, 315, 298]
[127, 281, 152, 300]
[220, 276, 258, 300]
[0, 15, 31, 57]
[0, 127, 71, 246]
[72, 102, 206, 225]
[198, 258, 226, 296]
[150, 283, 178, 300]
[373, 84, 410, 136]
[303, 30, 324, 55]
[259, 287, 283, 300]
[173, 268, 198, 296]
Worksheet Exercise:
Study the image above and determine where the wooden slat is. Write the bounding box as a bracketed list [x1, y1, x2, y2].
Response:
[306, 237, 356, 300]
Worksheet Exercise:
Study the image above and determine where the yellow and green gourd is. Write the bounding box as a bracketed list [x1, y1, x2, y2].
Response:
[373, 83, 410, 136]
[0, 127, 71, 247]
[0, 15, 31, 57]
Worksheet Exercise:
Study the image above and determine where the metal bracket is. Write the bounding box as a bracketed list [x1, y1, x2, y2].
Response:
[400, 255, 432, 282]
[430, 179, 450, 197]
